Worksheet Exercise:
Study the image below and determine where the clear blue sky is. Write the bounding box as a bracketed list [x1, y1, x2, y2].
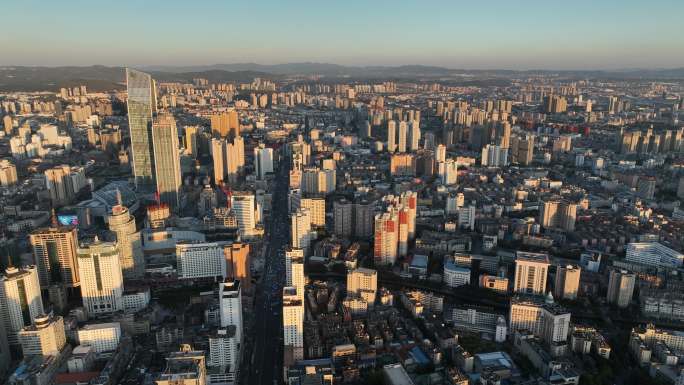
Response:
[2, 0, 683, 69]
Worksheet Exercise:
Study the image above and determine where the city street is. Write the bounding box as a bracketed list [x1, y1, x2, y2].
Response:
[244, 163, 289, 385]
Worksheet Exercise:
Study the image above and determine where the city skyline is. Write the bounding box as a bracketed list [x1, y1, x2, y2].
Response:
[3, 0, 683, 70]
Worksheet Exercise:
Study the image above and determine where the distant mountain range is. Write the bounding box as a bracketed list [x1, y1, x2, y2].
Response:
[1, 63, 683, 92]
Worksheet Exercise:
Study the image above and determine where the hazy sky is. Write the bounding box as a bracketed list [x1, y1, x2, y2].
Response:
[2, 0, 683, 69]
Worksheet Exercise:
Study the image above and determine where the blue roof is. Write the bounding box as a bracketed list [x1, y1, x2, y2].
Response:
[410, 254, 429, 268]
[410, 346, 430, 365]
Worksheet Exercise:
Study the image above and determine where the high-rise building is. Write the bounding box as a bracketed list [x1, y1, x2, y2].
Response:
[607, 269, 635, 308]
[152, 113, 181, 210]
[0, 159, 18, 187]
[397, 121, 408, 153]
[157, 345, 207, 385]
[184, 125, 199, 158]
[45, 165, 86, 206]
[18, 314, 66, 357]
[30, 221, 79, 288]
[126, 68, 156, 190]
[291, 208, 313, 253]
[219, 280, 243, 342]
[435, 144, 447, 163]
[176, 242, 228, 280]
[282, 286, 304, 361]
[285, 248, 305, 301]
[409, 120, 421, 151]
[510, 134, 535, 166]
[77, 238, 124, 316]
[387, 120, 396, 152]
[225, 243, 251, 290]
[539, 199, 577, 232]
[509, 295, 571, 347]
[254, 144, 273, 180]
[677, 176, 684, 199]
[108, 190, 144, 279]
[554, 265, 581, 300]
[212, 136, 245, 185]
[346, 268, 377, 306]
[208, 327, 239, 383]
[373, 212, 398, 265]
[513, 252, 549, 296]
[230, 191, 256, 235]
[437, 159, 458, 185]
[481, 144, 509, 167]
[210, 110, 239, 138]
[0, 266, 44, 345]
[300, 197, 325, 227]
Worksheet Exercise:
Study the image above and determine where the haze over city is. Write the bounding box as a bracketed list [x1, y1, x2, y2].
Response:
[3, 0, 684, 69]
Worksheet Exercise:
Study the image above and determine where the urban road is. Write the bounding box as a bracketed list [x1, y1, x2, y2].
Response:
[244, 164, 289, 385]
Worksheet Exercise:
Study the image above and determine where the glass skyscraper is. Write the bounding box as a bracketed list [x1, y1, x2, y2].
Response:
[126, 68, 157, 190]
[152, 113, 181, 210]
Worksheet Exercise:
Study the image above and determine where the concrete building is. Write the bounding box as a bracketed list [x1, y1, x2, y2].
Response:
[77, 238, 124, 316]
[176, 242, 228, 280]
[108, 190, 144, 279]
[0, 266, 44, 345]
[219, 280, 243, 342]
[254, 144, 274, 180]
[346, 268, 377, 306]
[77, 322, 121, 353]
[152, 113, 182, 210]
[283, 286, 304, 361]
[18, 314, 66, 357]
[554, 264, 581, 300]
[513, 252, 550, 296]
[607, 269, 636, 308]
[625, 242, 684, 268]
[156, 344, 207, 385]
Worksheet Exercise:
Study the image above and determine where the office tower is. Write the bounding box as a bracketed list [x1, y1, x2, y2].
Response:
[282, 286, 304, 361]
[76, 322, 121, 353]
[607, 269, 635, 308]
[254, 144, 273, 180]
[126, 68, 156, 190]
[539, 199, 577, 231]
[397, 121, 408, 153]
[176, 242, 228, 280]
[387, 120, 396, 152]
[554, 265, 581, 300]
[541, 294, 571, 346]
[108, 190, 144, 279]
[18, 314, 66, 357]
[300, 197, 325, 227]
[285, 248, 305, 301]
[437, 158, 458, 185]
[291, 208, 313, 253]
[219, 280, 243, 342]
[0, 159, 18, 186]
[510, 134, 535, 165]
[210, 110, 239, 138]
[509, 296, 544, 337]
[513, 252, 550, 296]
[481, 144, 509, 167]
[152, 113, 181, 210]
[157, 345, 207, 385]
[184, 125, 199, 158]
[346, 268, 377, 306]
[230, 191, 256, 235]
[77, 239, 124, 316]
[0, 266, 44, 345]
[30, 221, 79, 288]
[224, 243, 251, 290]
[409, 120, 420, 151]
[373, 212, 398, 265]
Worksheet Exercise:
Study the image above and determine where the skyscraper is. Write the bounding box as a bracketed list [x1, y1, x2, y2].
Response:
[387, 120, 396, 152]
[607, 269, 635, 308]
[126, 68, 157, 190]
[397, 120, 408, 153]
[77, 238, 124, 316]
[290, 208, 313, 253]
[231, 191, 256, 236]
[0, 266, 44, 345]
[409, 120, 421, 151]
[108, 190, 144, 279]
[373, 212, 398, 265]
[152, 113, 181, 210]
[210, 110, 240, 139]
[30, 220, 79, 288]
